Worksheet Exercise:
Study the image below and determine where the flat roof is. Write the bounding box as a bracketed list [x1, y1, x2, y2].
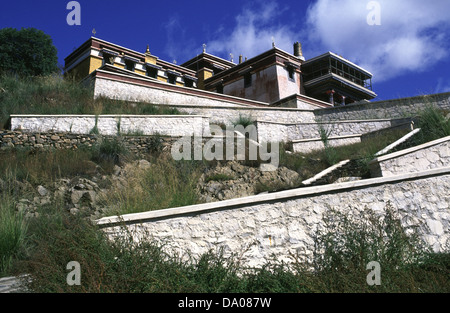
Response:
[65, 37, 196, 76]
[203, 47, 302, 85]
[303, 51, 373, 77]
[64, 37, 146, 61]
[181, 52, 236, 68]
[303, 72, 377, 98]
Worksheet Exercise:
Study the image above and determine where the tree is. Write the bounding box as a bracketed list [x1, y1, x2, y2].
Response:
[0, 27, 59, 76]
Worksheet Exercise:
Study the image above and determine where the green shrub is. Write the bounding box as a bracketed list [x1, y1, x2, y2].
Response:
[89, 116, 100, 135]
[205, 173, 234, 183]
[17, 207, 246, 292]
[0, 196, 28, 275]
[318, 125, 339, 166]
[232, 114, 255, 128]
[91, 137, 128, 165]
[308, 202, 446, 292]
[10, 199, 449, 293]
[414, 106, 450, 143]
[0, 28, 59, 77]
[148, 133, 164, 154]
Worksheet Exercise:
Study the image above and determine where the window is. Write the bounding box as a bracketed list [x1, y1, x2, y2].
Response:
[125, 59, 135, 72]
[101, 49, 118, 66]
[146, 67, 158, 78]
[216, 84, 223, 94]
[244, 72, 252, 88]
[183, 75, 197, 88]
[288, 66, 295, 81]
[168, 73, 176, 84]
[103, 53, 115, 65]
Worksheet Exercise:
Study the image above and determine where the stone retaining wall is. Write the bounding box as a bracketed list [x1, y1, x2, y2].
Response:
[256, 118, 411, 143]
[0, 130, 99, 150]
[0, 130, 183, 157]
[292, 135, 361, 153]
[314, 92, 450, 121]
[169, 104, 317, 125]
[10, 114, 209, 137]
[370, 136, 450, 177]
[0, 130, 248, 160]
[98, 167, 450, 268]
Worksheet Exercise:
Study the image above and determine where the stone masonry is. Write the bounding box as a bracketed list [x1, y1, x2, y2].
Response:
[10, 115, 209, 137]
[314, 92, 450, 121]
[98, 168, 450, 269]
[370, 136, 450, 177]
[256, 118, 411, 143]
[0, 130, 181, 158]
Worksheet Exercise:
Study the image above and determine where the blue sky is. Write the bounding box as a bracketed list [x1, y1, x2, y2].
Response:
[1, 0, 449, 101]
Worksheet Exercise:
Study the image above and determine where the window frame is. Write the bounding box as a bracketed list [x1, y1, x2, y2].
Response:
[146, 67, 158, 79]
[287, 66, 296, 82]
[124, 59, 135, 72]
[244, 72, 252, 88]
[167, 73, 177, 84]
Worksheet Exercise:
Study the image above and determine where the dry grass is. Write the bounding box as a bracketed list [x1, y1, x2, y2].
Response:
[102, 155, 206, 216]
[0, 74, 180, 129]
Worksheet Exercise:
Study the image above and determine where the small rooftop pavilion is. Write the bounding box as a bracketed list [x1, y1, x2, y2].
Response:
[301, 52, 377, 105]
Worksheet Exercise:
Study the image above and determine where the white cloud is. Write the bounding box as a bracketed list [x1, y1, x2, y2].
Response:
[206, 2, 298, 61]
[162, 15, 185, 62]
[305, 0, 450, 82]
[435, 78, 450, 94]
[162, 14, 200, 64]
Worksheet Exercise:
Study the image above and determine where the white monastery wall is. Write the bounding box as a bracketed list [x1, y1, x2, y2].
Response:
[256, 119, 406, 143]
[370, 136, 450, 177]
[10, 115, 208, 137]
[98, 168, 450, 268]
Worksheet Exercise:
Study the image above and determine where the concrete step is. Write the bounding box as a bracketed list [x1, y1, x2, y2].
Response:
[374, 128, 421, 156]
[0, 275, 29, 293]
[301, 128, 422, 186]
[302, 159, 351, 186]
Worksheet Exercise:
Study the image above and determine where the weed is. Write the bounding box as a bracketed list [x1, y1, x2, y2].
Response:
[91, 137, 128, 165]
[124, 130, 145, 136]
[10, 200, 448, 292]
[308, 202, 443, 292]
[104, 157, 204, 215]
[205, 173, 234, 183]
[318, 124, 339, 166]
[0, 74, 181, 129]
[414, 106, 450, 144]
[147, 133, 164, 154]
[0, 195, 28, 275]
[89, 115, 99, 135]
[0, 148, 101, 185]
[232, 114, 255, 128]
